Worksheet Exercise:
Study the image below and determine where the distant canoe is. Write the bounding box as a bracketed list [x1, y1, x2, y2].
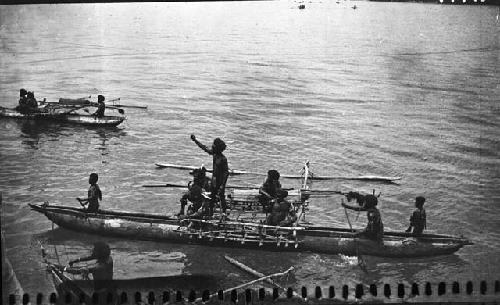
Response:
[0, 107, 125, 127]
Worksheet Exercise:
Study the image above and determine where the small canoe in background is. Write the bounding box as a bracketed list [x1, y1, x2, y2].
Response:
[0, 107, 125, 127]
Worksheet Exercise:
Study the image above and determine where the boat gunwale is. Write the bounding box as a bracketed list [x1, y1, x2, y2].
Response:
[29, 204, 472, 245]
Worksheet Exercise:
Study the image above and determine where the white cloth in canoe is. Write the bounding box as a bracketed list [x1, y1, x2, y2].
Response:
[58, 98, 92, 106]
[228, 189, 302, 203]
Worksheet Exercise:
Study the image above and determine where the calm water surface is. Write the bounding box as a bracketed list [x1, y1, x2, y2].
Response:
[1, 1, 499, 300]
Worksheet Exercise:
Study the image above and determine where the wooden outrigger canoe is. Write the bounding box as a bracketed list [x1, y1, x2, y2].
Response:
[29, 204, 471, 258]
[0, 107, 125, 127]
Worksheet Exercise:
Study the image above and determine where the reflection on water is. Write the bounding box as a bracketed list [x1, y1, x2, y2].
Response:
[4, 119, 128, 151]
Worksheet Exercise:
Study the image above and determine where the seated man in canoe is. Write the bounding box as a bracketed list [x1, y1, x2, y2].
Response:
[342, 194, 384, 241]
[77, 173, 102, 213]
[16, 89, 41, 114]
[258, 169, 282, 213]
[178, 167, 211, 216]
[406, 196, 427, 235]
[266, 190, 297, 226]
[93, 95, 106, 117]
[58, 242, 114, 292]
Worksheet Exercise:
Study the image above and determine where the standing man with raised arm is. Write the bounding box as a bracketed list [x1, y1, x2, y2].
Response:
[190, 134, 229, 215]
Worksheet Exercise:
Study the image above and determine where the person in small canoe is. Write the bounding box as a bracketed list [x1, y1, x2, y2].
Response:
[77, 173, 102, 213]
[406, 196, 427, 235]
[178, 167, 211, 216]
[266, 190, 296, 226]
[93, 95, 106, 117]
[342, 194, 384, 241]
[190, 134, 229, 215]
[60, 242, 113, 291]
[18, 88, 28, 105]
[16, 89, 40, 114]
[259, 169, 282, 213]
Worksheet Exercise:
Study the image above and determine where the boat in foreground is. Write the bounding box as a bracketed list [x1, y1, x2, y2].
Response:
[0, 107, 125, 127]
[46, 261, 217, 303]
[30, 204, 472, 258]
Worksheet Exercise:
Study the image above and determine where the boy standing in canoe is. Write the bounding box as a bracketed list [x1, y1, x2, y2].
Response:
[406, 196, 427, 235]
[77, 173, 102, 213]
[190, 134, 229, 215]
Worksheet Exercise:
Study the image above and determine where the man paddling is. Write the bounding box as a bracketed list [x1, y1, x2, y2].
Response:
[406, 196, 427, 235]
[77, 173, 102, 213]
[259, 170, 282, 213]
[190, 135, 229, 215]
[342, 195, 384, 241]
[59, 242, 114, 292]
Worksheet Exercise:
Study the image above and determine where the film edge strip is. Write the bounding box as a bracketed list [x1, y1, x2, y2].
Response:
[5, 279, 500, 304]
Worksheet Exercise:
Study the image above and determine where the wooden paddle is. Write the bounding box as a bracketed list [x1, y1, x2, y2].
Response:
[108, 97, 148, 109]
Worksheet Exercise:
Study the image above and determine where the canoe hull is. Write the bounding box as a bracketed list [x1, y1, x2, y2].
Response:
[29, 204, 469, 258]
[0, 107, 124, 127]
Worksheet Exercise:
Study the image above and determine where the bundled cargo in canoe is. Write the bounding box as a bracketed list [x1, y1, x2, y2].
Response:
[29, 204, 472, 258]
[0, 107, 125, 127]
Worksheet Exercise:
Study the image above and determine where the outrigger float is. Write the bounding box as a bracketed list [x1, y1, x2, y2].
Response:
[154, 163, 402, 183]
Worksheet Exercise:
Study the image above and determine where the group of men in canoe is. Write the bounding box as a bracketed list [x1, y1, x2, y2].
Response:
[175, 135, 299, 227]
[15, 88, 107, 117]
[75, 134, 427, 243]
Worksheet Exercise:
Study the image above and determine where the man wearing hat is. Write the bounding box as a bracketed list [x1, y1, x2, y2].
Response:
[190, 134, 229, 215]
[406, 196, 427, 235]
[93, 95, 106, 117]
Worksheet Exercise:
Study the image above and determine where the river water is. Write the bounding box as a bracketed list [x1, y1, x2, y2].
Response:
[1, 1, 499, 301]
